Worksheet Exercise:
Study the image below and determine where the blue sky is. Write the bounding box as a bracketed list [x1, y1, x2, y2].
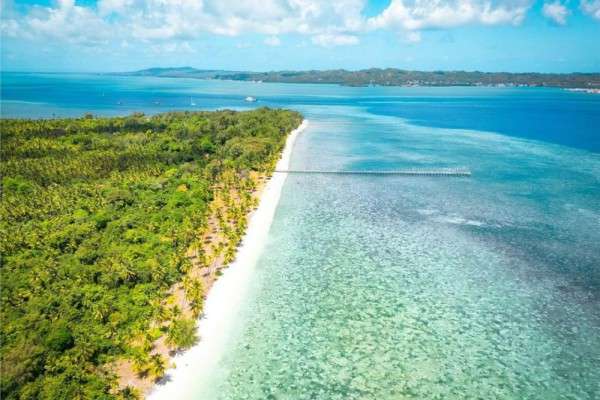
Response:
[1, 0, 599, 73]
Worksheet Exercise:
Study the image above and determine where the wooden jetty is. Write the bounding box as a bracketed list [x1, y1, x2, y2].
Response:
[274, 168, 472, 177]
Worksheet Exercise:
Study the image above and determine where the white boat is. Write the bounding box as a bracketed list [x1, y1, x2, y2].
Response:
[245, 96, 257, 102]
[190, 97, 196, 106]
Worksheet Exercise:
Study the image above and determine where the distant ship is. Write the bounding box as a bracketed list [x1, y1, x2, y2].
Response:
[190, 98, 196, 106]
[245, 96, 257, 102]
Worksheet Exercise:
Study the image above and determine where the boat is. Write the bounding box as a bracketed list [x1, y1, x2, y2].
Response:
[190, 97, 196, 106]
[245, 96, 257, 102]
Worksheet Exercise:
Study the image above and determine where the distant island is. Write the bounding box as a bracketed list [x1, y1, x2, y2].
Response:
[113, 67, 600, 89]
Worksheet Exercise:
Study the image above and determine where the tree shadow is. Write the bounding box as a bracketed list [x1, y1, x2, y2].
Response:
[155, 374, 172, 385]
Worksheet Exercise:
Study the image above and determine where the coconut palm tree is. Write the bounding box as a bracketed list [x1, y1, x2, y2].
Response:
[165, 318, 198, 350]
[149, 354, 165, 379]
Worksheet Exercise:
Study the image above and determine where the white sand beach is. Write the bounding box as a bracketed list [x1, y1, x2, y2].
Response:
[147, 119, 308, 399]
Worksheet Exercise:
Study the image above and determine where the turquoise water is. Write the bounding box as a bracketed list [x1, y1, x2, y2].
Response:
[2, 73, 600, 399]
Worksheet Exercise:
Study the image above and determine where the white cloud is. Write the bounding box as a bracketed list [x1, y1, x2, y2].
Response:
[264, 36, 281, 46]
[116, 0, 366, 39]
[3, 0, 552, 50]
[20, 0, 111, 45]
[0, 18, 20, 37]
[151, 41, 195, 54]
[367, 0, 533, 31]
[311, 33, 359, 47]
[581, 0, 600, 20]
[543, 1, 569, 24]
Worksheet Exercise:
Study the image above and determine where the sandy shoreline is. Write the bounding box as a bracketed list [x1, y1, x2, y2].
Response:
[147, 119, 308, 399]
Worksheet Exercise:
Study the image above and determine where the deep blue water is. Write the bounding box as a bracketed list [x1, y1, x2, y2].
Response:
[363, 88, 600, 153]
[2, 72, 599, 152]
[2, 72, 600, 399]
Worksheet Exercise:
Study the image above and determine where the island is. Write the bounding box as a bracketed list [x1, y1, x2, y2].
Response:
[0, 108, 303, 399]
[112, 67, 600, 89]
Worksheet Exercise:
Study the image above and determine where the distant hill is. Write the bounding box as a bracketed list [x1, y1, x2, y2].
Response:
[111, 67, 241, 78]
[115, 67, 600, 88]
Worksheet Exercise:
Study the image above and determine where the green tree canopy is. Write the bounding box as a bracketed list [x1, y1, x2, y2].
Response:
[0, 108, 302, 399]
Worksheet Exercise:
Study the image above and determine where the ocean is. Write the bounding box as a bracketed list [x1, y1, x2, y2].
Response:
[2, 72, 599, 399]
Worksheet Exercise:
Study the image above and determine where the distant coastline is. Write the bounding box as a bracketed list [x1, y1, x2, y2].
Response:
[110, 67, 600, 89]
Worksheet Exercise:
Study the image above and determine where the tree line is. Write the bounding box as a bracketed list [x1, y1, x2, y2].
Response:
[118, 67, 600, 88]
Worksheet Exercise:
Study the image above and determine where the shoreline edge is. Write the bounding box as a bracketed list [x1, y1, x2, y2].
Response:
[147, 119, 308, 399]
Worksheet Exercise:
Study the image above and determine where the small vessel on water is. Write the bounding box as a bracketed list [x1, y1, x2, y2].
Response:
[190, 97, 196, 106]
[245, 96, 257, 102]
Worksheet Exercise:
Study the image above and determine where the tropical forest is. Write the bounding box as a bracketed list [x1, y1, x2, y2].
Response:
[0, 108, 302, 399]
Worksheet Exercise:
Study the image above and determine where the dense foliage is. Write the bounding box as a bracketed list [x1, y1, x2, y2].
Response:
[120, 67, 600, 88]
[0, 108, 302, 399]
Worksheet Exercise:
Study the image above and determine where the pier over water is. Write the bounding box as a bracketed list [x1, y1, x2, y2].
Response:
[274, 168, 472, 177]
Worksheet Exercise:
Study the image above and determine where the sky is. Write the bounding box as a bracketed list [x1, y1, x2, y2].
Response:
[1, 0, 599, 73]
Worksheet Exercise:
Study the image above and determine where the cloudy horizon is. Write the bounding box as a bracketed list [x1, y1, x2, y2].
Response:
[2, 0, 600, 73]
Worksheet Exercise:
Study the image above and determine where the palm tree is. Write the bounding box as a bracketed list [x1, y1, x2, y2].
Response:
[165, 318, 198, 350]
[149, 354, 166, 380]
[131, 351, 150, 377]
[120, 386, 140, 400]
[170, 305, 182, 319]
[183, 278, 204, 317]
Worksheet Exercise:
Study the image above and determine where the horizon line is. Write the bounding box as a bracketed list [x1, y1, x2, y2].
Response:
[2, 68, 600, 75]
